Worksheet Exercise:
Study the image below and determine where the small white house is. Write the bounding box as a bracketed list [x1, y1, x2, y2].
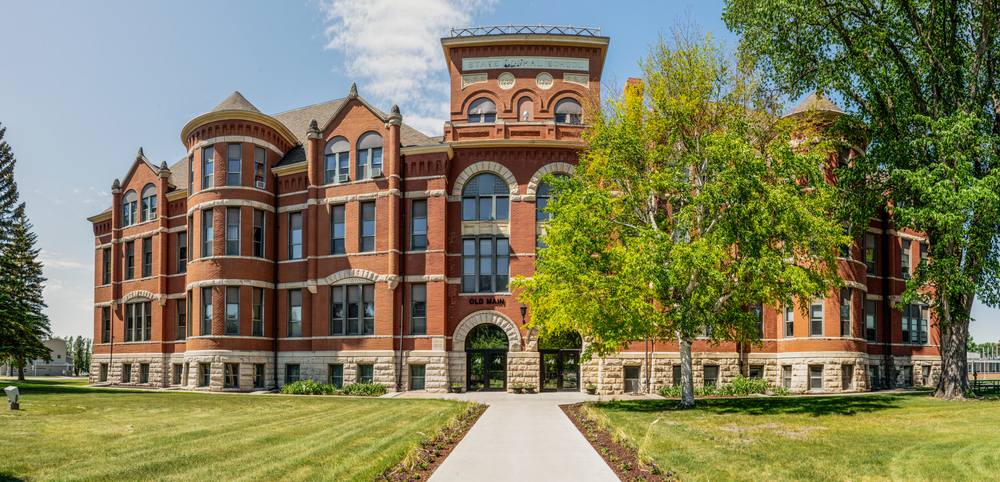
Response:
[1, 338, 74, 377]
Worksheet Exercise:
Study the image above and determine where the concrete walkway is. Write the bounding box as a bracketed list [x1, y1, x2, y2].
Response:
[402, 391, 619, 482]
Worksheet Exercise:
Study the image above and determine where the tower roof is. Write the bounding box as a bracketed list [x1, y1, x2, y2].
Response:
[211, 91, 261, 114]
[787, 92, 845, 116]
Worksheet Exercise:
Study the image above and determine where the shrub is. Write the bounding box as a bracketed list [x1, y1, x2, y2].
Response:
[280, 379, 338, 395]
[341, 381, 388, 396]
[658, 385, 682, 397]
[658, 375, 775, 398]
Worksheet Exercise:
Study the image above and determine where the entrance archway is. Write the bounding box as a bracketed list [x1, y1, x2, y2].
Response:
[538, 331, 582, 391]
[465, 324, 508, 391]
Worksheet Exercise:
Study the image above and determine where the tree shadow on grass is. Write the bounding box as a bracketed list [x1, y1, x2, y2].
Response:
[597, 393, 920, 417]
[0, 471, 26, 482]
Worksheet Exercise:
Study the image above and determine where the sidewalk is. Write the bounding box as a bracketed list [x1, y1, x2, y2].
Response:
[401, 391, 618, 482]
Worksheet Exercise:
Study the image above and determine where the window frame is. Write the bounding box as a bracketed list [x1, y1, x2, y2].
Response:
[865, 300, 877, 342]
[809, 365, 823, 390]
[411, 199, 427, 251]
[356, 134, 383, 180]
[226, 207, 240, 256]
[329, 283, 375, 336]
[782, 366, 792, 389]
[202, 209, 214, 258]
[176, 298, 186, 341]
[901, 241, 911, 280]
[102, 307, 111, 344]
[177, 232, 187, 273]
[285, 364, 300, 385]
[139, 363, 150, 384]
[141, 237, 152, 278]
[553, 98, 583, 124]
[173, 364, 183, 385]
[254, 146, 266, 189]
[328, 364, 344, 389]
[225, 286, 240, 336]
[809, 297, 824, 337]
[359, 202, 375, 252]
[325, 140, 350, 184]
[462, 173, 510, 221]
[865, 233, 878, 275]
[252, 209, 264, 258]
[252, 287, 264, 337]
[253, 363, 266, 389]
[224, 363, 240, 388]
[202, 146, 214, 190]
[410, 283, 427, 335]
[410, 364, 426, 390]
[201, 287, 213, 336]
[123, 363, 132, 383]
[140, 184, 157, 222]
[461, 236, 510, 294]
[102, 248, 111, 285]
[703, 365, 719, 388]
[288, 211, 303, 260]
[840, 289, 852, 337]
[467, 98, 497, 123]
[288, 289, 302, 337]
[330, 204, 346, 255]
[783, 306, 794, 338]
[198, 362, 210, 387]
[358, 364, 374, 383]
[226, 143, 241, 187]
[125, 241, 135, 281]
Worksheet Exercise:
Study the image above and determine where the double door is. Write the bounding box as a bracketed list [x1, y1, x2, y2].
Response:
[540, 350, 580, 391]
[467, 349, 506, 391]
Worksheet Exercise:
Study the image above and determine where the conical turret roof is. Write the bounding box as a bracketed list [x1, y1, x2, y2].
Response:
[211, 91, 261, 114]
[788, 92, 845, 116]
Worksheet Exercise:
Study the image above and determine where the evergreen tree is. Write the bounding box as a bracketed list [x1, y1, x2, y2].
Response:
[0, 124, 18, 243]
[1, 205, 51, 380]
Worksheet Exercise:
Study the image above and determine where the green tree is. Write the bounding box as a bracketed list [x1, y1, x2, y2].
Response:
[512, 26, 845, 408]
[71, 336, 92, 376]
[0, 124, 18, 241]
[725, 0, 1000, 400]
[0, 204, 51, 380]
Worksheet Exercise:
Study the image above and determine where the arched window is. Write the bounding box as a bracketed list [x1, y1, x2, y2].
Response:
[462, 173, 509, 221]
[554, 98, 583, 124]
[140, 183, 157, 222]
[517, 97, 534, 121]
[356, 132, 383, 180]
[122, 190, 137, 227]
[325, 136, 349, 184]
[536, 174, 567, 222]
[467, 98, 497, 123]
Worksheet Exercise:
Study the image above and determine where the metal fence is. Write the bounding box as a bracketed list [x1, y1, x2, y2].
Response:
[450, 25, 601, 38]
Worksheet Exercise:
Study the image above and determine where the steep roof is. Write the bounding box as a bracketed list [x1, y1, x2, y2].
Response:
[271, 98, 436, 148]
[787, 92, 845, 116]
[211, 91, 262, 114]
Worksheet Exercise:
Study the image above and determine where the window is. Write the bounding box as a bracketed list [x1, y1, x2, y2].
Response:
[188, 215, 193, 262]
[285, 364, 300, 385]
[199, 363, 210, 387]
[536, 175, 567, 222]
[517, 96, 534, 121]
[139, 363, 149, 384]
[358, 364, 374, 383]
[252, 209, 264, 258]
[748, 366, 763, 379]
[903, 366, 914, 387]
[288, 289, 302, 337]
[411, 199, 427, 251]
[810, 298, 824, 337]
[410, 365, 426, 390]
[782, 366, 792, 389]
[461, 237, 510, 293]
[254, 146, 266, 189]
[125, 241, 135, 280]
[288, 212, 302, 260]
[123, 364, 132, 383]
[142, 238, 152, 278]
[359, 202, 376, 252]
[328, 365, 343, 389]
[901, 241, 911, 280]
[122, 190, 137, 227]
[672, 365, 682, 387]
[901, 304, 927, 345]
[751, 303, 764, 339]
[102, 248, 111, 284]
[189, 155, 194, 193]
[865, 300, 877, 342]
[226, 207, 240, 256]
[809, 365, 823, 390]
[177, 232, 187, 273]
[187, 291, 193, 338]
[840, 289, 852, 337]
[865, 233, 877, 275]
[100, 363, 108, 382]
[868, 366, 880, 389]
[467, 98, 497, 123]
[202, 209, 214, 258]
[840, 222, 852, 258]
[411, 284, 427, 335]
[226, 143, 241, 186]
[140, 184, 157, 222]
[325, 136, 349, 184]
[329, 284, 374, 335]
[462, 173, 509, 221]
[919, 243, 928, 266]
[202, 146, 214, 189]
[225, 286, 239, 336]
[703, 366, 718, 388]
[124, 301, 152, 342]
[842, 365, 853, 390]
[176, 298, 186, 341]
[330, 205, 346, 254]
[173, 364, 183, 385]
[201, 287, 213, 336]
[102, 307, 110, 344]
[356, 132, 383, 180]
[921, 366, 930, 386]
[253, 364, 265, 389]
[783, 306, 794, 338]
[554, 98, 583, 124]
[224, 363, 239, 388]
[252, 288, 263, 337]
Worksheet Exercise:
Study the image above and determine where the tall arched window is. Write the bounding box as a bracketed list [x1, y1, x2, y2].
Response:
[467, 98, 497, 123]
[535, 174, 567, 221]
[554, 98, 583, 124]
[140, 183, 157, 222]
[122, 190, 137, 227]
[517, 97, 534, 121]
[356, 132, 383, 180]
[462, 173, 509, 221]
[325, 136, 349, 184]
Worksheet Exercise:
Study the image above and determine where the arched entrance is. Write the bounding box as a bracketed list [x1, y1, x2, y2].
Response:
[538, 331, 582, 391]
[465, 324, 509, 391]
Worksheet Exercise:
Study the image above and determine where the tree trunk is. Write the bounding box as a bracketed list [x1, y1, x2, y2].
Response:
[678, 334, 695, 409]
[17, 358, 25, 381]
[935, 316, 971, 400]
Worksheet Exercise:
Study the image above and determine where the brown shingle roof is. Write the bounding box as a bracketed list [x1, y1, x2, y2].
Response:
[211, 91, 262, 113]
[788, 92, 845, 116]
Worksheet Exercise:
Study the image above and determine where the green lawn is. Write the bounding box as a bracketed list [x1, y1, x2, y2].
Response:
[0, 380, 466, 482]
[592, 393, 1000, 482]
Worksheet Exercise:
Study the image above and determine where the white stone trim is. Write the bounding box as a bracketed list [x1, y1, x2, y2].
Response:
[451, 162, 520, 197]
[187, 136, 286, 158]
[404, 275, 447, 282]
[888, 229, 928, 243]
[166, 226, 188, 233]
[186, 199, 275, 217]
[120, 290, 158, 304]
[277, 189, 308, 198]
[843, 280, 869, 292]
[525, 162, 575, 196]
[404, 190, 447, 199]
[452, 310, 522, 352]
[185, 279, 276, 291]
[276, 190, 402, 213]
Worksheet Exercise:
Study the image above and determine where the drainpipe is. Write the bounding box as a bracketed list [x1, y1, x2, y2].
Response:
[645, 338, 649, 393]
[396, 153, 406, 391]
[273, 172, 280, 390]
[882, 210, 892, 388]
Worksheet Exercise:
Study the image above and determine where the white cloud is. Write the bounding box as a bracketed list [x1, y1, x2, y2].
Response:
[318, 0, 497, 136]
[38, 250, 90, 270]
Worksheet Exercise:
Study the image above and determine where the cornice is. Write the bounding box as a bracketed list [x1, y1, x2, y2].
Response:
[87, 211, 113, 223]
[446, 138, 585, 150]
[272, 163, 308, 176]
[180, 110, 300, 148]
[441, 35, 610, 72]
[400, 144, 455, 159]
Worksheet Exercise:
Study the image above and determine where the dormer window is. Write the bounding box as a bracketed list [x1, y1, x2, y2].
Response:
[325, 136, 350, 184]
[122, 190, 137, 227]
[554, 98, 583, 124]
[356, 132, 383, 180]
[467, 98, 497, 123]
[140, 183, 157, 222]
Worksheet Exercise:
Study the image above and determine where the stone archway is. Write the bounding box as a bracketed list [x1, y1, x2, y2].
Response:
[453, 311, 521, 352]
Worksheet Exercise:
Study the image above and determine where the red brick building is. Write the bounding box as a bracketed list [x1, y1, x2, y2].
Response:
[88, 26, 939, 394]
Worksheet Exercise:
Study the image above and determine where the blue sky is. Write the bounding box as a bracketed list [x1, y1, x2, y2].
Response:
[1, 0, 997, 344]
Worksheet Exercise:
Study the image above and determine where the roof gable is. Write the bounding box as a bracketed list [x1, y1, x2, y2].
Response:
[120, 147, 160, 190]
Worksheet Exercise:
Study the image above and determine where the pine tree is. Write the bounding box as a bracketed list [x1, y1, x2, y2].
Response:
[0, 123, 18, 243]
[1, 204, 51, 380]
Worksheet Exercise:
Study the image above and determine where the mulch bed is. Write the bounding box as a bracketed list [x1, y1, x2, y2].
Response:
[562, 403, 677, 482]
[378, 403, 488, 481]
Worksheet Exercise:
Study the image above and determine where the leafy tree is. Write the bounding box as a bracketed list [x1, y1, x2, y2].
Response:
[725, 0, 1000, 400]
[512, 26, 845, 408]
[71, 336, 92, 376]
